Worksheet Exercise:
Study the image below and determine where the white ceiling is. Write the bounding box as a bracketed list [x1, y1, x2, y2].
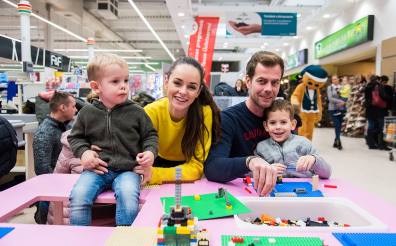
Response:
[0, 0, 361, 68]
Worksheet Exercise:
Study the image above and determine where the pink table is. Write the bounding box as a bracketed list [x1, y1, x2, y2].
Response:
[0, 223, 114, 246]
[0, 174, 150, 225]
[1, 177, 395, 245]
[133, 178, 396, 246]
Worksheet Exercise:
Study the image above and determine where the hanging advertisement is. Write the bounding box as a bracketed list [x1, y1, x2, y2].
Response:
[226, 12, 297, 37]
[286, 49, 308, 70]
[314, 15, 374, 59]
[0, 35, 71, 71]
[188, 16, 219, 86]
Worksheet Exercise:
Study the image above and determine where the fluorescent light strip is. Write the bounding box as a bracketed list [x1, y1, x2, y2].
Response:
[2, 0, 86, 42]
[0, 33, 21, 42]
[54, 49, 143, 53]
[69, 56, 151, 59]
[73, 61, 158, 65]
[144, 64, 156, 72]
[127, 0, 175, 61]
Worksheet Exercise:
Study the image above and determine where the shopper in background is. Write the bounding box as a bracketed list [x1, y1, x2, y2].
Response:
[68, 53, 158, 226]
[142, 56, 221, 184]
[32, 91, 77, 224]
[327, 75, 346, 150]
[364, 75, 391, 150]
[234, 79, 248, 96]
[379, 75, 393, 113]
[204, 51, 282, 196]
[255, 99, 331, 179]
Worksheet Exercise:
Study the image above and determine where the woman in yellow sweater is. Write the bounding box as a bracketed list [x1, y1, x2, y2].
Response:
[141, 57, 221, 184]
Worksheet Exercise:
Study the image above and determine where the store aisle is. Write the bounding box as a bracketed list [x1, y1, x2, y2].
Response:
[313, 127, 396, 206]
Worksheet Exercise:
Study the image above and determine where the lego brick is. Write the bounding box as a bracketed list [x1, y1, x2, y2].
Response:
[333, 233, 396, 246]
[270, 182, 323, 197]
[222, 235, 323, 246]
[163, 226, 176, 234]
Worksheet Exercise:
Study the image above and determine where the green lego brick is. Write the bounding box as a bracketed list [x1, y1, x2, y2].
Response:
[163, 226, 176, 234]
[221, 235, 323, 246]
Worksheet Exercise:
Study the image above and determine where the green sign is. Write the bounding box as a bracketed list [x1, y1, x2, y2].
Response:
[286, 49, 307, 70]
[314, 15, 374, 59]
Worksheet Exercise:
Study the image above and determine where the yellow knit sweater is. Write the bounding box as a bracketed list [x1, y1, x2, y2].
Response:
[144, 97, 212, 184]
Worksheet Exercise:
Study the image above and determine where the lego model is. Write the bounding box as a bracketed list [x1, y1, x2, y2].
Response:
[157, 167, 209, 246]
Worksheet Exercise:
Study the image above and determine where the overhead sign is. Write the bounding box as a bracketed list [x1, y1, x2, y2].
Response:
[258, 12, 297, 36]
[226, 12, 297, 37]
[286, 49, 308, 70]
[0, 35, 71, 71]
[188, 16, 219, 86]
[314, 15, 374, 59]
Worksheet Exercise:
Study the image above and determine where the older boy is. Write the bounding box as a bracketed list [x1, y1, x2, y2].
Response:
[68, 53, 158, 226]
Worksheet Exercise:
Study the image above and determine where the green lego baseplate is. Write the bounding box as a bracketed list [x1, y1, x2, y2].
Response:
[160, 191, 251, 220]
[221, 235, 323, 246]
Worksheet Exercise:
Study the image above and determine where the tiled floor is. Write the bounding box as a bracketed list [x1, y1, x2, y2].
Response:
[312, 127, 396, 206]
[6, 127, 396, 224]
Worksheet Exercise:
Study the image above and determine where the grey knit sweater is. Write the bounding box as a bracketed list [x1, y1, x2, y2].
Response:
[33, 116, 67, 175]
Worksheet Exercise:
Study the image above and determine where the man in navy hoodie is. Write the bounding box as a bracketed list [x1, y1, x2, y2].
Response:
[205, 51, 283, 196]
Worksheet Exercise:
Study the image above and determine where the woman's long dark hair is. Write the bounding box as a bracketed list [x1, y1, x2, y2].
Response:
[167, 57, 221, 162]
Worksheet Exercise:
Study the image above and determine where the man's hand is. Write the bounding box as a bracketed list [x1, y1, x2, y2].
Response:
[272, 163, 287, 176]
[133, 165, 152, 185]
[136, 151, 155, 167]
[296, 155, 316, 172]
[81, 150, 108, 174]
[248, 157, 277, 196]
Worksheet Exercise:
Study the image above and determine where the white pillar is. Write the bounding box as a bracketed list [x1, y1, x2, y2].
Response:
[87, 37, 95, 61]
[18, 1, 33, 114]
[18, 1, 32, 63]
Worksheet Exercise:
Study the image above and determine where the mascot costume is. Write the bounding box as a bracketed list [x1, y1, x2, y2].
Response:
[291, 65, 328, 140]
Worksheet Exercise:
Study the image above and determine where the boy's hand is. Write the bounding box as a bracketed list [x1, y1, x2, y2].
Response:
[296, 155, 316, 172]
[136, 151, 154, 167]
[133, 165, 152, 185]
[272, 163, 287, 175]
[81, 150, 108, 175]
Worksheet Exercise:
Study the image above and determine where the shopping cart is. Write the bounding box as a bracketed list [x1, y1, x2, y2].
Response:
[384, 116, 396, 160]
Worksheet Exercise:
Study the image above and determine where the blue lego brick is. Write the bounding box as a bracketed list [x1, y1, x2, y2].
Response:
[270, 182, 323, 197]
[333, 233, 396, 246]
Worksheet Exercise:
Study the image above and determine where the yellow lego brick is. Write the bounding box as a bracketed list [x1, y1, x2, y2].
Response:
[176, 226, 190, 235]
[194, 194, 201, 200]
[187, 219, 194, 226]
[157, 228, 163, 234]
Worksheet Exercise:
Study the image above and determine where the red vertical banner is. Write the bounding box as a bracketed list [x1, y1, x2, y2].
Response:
[188, 16, 219, 87]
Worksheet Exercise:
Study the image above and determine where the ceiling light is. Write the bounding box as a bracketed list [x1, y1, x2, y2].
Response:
[296, 13, 301, 18]
[260, 45, 265, 49]
[177, 12, 185, 17]
[293, 36, 299, 39]
[323, 14, 331, 19]
[54, 49, 142, 53]
[181, 25, 185, 29]
[283, 42, 289, 46]
[275, 48, 280, 52]
[127, 0, 175, 61]
[263, 42, 269, 46]
[70, 56, 151, 59]
[74, 61, 159, 65]
[144, 64, 156, 72]
[306, 26, 313, 30]
[1, 0, 86, 42]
